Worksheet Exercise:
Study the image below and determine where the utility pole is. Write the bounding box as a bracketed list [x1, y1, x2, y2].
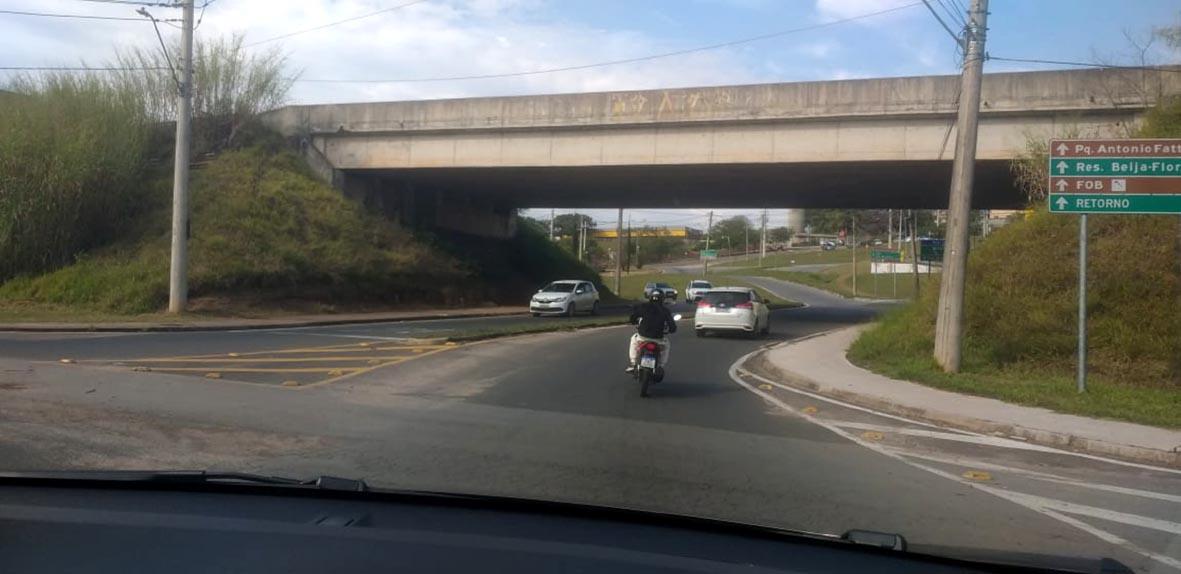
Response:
[851, 216, 858, 298]
[744, 224, 749, 260]
[888, 209, 893, 248]
[577, 217, 584, 261]
[614, 209, 623, 295]
[625, 215, 632, 272]
[549, 209, 555, 241]
[760, 209, 767, 266]
[910, 210, 921, 300]
[167, 0, 195, 314]
[933, 0, 989, 372]
[704, 210, 714, 279]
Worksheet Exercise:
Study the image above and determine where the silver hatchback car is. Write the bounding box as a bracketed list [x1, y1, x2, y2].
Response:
[694, 287, 770, 337]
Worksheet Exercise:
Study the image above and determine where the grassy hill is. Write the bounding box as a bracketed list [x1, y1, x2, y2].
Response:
[0, 142, 603, 319]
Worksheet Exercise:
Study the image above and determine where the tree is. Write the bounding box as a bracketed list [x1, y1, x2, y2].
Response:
[552, 213, 596, 255]
[768, 227, 793, 243]
[710, 216, 751, 253]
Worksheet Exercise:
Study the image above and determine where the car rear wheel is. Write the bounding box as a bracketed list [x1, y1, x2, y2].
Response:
[761, 317, 771, 336]
[590, 301, 599, 316]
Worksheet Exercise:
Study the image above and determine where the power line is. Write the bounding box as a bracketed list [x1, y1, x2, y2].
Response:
[0, 8, 180, 21]
[934, 0, 966, 27]
[987, 55, 1181, 72]
[245, 0, 432, 48]
[71, 0, 182, 7]
[296, 1, 923, 84]
[919, 0, 963, 47]
[0, 65, 168, 71]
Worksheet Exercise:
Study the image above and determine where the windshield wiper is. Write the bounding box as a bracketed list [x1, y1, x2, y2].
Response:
[0, 470, 368, 492]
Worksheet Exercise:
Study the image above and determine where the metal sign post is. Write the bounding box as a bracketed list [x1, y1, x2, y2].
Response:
[1077, 214, 1088, 393]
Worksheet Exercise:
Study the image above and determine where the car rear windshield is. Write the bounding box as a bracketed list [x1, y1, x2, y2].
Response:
[541, 282, 576, 293]
[655, 283, 672, 289]
[691, 281, 711, 288]
[703, 291, 750, 305]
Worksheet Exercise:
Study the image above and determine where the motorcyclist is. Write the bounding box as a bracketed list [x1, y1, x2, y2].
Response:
[626, 288, 677, 374]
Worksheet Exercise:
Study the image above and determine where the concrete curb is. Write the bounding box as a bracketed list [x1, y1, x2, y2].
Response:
[0, 309, 531, 333]
[743, 344, 1181, 469]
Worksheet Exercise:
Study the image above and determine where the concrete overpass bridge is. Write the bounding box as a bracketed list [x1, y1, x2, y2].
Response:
[263, 67, 1179, 236]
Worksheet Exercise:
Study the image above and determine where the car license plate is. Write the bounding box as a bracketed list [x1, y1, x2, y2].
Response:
[715, 307, 731, 313]
[640, 356, 656, 369]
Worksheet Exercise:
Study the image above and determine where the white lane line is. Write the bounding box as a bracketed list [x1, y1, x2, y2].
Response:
[734, 368, 980, 435]
[832, 421, 1077, 454]
[740, 368, 1181, 476]
[991, 490, 1181, 535]
[726, 352, 1181, 571]
[883, 450, 1181, 504]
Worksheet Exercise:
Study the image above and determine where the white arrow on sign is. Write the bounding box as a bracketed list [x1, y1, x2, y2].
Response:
[1055, 179, 1068, 191]
[1056, 143, 1069, 155]
[1055, 196, 1068, 210]
[1056, 161, 1069, 174]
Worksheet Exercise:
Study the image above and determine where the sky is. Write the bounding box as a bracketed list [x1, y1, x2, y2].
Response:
[2, 0, 1178, 229]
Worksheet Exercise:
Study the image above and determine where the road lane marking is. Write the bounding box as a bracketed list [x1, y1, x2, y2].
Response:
[292, 345, 460, 390]
[727, 352, 1181, 570]
[991, 489, 1181, 535]
[883, 450, 1181, 503]
[738, 367, 1181, 476]
[118, 356, 423, 363]
[961, 470, 992, 481]
[147, 366, 370, 373]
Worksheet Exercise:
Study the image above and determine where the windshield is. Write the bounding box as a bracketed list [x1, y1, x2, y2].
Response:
[2, 4, 1177, 573]
[702, 291, 750, 305]
[540, 282, 577, 293]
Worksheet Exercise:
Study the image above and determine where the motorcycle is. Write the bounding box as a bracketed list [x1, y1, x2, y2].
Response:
[633, 313, 682, 398]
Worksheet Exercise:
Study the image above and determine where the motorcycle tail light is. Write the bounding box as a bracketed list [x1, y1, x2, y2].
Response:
[642, 342, 659, 353]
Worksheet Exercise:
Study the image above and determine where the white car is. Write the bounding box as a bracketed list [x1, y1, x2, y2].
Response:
[684, 280, 712, 303]
[694, 287, 770, 337]
[530, 280, 600, 317]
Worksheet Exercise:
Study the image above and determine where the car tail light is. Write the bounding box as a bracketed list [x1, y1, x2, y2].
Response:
[642, 342, 659, 353]
[697, 300, 711, 308]
[735, 301, 753, 309]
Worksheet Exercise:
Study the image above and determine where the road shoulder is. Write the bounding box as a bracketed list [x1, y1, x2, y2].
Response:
[744, 325, 1181, 468]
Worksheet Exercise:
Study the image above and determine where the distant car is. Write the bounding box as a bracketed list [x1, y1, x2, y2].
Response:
[643, 282, 677, 302]
[694, 287, 771, 338]
[530, 280, 599, 317]
[684, 280, 713, 303]
[872, 239, 883, 246]
[821, 241, 836, 251]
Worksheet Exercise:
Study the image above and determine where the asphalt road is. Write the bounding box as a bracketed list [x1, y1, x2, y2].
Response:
[0, 279, 1177, 572]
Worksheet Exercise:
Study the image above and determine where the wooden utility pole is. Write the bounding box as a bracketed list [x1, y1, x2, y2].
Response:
[934, 0, 989, 372]
[614, 209, 623, 295]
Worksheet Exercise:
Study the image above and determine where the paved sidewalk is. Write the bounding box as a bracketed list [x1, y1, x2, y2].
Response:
[751, 325, 1181, 467]
[0, 306, 530, 333]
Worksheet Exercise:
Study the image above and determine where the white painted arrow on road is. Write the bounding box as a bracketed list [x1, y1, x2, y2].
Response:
[1055, 179, 1068, 192]
[1056, 161, 1069, 174]
[1056, 143, 1069, 155]
[1055, 196, 1068, 209]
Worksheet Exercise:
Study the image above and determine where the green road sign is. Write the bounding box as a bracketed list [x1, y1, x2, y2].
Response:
[1048, 193, 1181, 214]
[1050, 158, 1181, 177]
[700, 249, 718, 260]
[871, 250, 901, 262]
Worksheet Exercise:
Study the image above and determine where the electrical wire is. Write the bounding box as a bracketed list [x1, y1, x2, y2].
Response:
[987, 55, 1181, 72]
[136, 8, 181, 91]
[0, 8, 179, 21]
[71, 0, 181, 6]
[934, 0, 966, 28]
[245, 0, 432, 47]
[919, 0, 963, 47]
[296, 1, 923, 84]
[0, 65, 168, 71]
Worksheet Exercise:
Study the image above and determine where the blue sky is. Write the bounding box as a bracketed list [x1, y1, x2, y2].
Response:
[2, 0, 1177, 227]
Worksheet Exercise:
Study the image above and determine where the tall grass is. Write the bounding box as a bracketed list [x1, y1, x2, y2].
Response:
[0, 73, 154, 280]
[0, 35, 293, 282]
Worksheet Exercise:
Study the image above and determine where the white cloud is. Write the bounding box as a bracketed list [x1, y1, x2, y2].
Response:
[815, 0, 913, 21]
[0, 0, 763, 103]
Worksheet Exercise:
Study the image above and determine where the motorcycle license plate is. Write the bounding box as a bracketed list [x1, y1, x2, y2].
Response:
[640, 356, 657, 369]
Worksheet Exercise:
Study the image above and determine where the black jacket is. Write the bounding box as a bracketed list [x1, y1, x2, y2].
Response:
[629, 301, 677, 339]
